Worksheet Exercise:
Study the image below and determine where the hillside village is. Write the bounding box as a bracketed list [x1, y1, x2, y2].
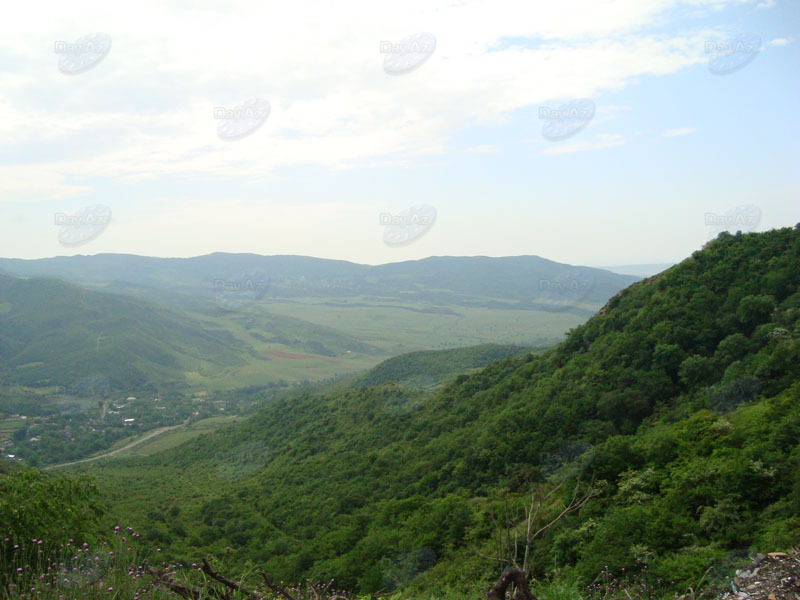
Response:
[0, 389, 241, 466]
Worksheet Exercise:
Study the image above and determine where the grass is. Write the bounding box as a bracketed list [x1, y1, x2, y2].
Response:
[178, 299, 579, 392]
[115, 416, 241, 457]
[0, 527, 367, 600]
[0, 418, 25, 433]
[0, 526, 692, 600]
[261, 300, 580, 354]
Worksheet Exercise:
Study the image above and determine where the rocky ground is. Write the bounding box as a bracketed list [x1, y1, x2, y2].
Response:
[716, 548, 800, 600]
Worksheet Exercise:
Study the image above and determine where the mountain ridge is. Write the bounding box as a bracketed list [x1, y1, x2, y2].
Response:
[78, 226, 800, 595]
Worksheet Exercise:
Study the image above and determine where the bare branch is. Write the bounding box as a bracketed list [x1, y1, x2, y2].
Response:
[201, 557, 256, 597]
[259, 568, 298, 600]
[487, 568, 537, 600]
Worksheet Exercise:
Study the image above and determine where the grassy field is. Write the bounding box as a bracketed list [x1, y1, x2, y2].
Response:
[0, 418, 25, 438]
[113, 415, 241, 458]
[260, 300, 579, 352]
[175, 300, 581, 392]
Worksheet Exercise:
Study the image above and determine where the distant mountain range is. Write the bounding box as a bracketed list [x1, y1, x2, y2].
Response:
[0, 254, 640, 393]
[0, 253, 639, 314]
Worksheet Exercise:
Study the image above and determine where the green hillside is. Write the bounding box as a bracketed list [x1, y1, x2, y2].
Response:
[0, 275, 246, 391]
[356, 343, 535, 388]
[73, 226, 800, 596]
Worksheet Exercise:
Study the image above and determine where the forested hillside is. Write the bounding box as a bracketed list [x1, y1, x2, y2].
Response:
[79, 226, 800, 596]
[356, 343, 534, 388]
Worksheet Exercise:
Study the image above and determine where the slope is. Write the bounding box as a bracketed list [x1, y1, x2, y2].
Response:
[78, 226, 800, 595]
[0, 275, 246, 391]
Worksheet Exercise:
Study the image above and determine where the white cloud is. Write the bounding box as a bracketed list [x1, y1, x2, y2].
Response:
[462, 145, 498, 154]
[769, 37, 791, 47]
[3, 0, 793, 265]
[0, 0, 747, 196]
[539, 134, 628, 155]
[664, 127, 696, 137]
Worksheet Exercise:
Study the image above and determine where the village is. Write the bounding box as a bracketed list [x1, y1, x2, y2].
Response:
[0, 388, 244, 467]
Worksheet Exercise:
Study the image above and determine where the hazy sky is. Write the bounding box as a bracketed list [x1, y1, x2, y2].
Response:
[1, 0, 797, 266]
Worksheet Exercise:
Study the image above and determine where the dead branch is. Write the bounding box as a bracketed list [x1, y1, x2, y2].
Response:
[481, 474, 599, 573]
[201, 556, 255, 596]
[487, 568, 537, 600]
[259, 568, 298, 600]
[148, 566, 203, 600]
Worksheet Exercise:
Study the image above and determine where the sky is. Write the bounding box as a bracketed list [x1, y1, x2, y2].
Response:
[0, 0, 798, 267]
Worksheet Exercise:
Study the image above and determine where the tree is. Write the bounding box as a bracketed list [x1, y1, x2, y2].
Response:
[679, 355, 714, 387]
[481, 476, 600, 574]
[736, 295, 775, 332]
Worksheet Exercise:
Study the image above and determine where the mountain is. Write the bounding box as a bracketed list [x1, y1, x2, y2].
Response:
[0, 253, 641, 394]
[355, 343, 535, 388]
[0, 254, 641, 392]
[0, 275, 249, 391]
[0, 253, 639, 315]
[78, 226, 800, 595]
[600, 263, 676, 277]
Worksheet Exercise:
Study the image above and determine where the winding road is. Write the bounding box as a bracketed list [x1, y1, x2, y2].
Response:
[44, 417, 190, 470]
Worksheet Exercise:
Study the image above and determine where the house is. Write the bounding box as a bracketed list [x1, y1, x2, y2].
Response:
[123, 418, 136, 424]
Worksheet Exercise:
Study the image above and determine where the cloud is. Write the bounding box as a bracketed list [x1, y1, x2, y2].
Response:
[539, 134, 628, 155]
[664, 127, 696, 137]
[757, 0, 776, 8]
[462, 145, 498, 154]
[0, 0, 747, 194]
[769, 37, 791, 47]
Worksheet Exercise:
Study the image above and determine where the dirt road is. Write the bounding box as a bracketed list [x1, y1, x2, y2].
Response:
[44, 418, 190, 470]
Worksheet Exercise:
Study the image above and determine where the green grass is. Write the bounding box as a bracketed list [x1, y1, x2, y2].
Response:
[121, 429, 207, 456]
[179, 301, 576, 392]
[261, 300, 579, 353]
[0, 418, 25, 431]
[115, 415, 241, 457]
